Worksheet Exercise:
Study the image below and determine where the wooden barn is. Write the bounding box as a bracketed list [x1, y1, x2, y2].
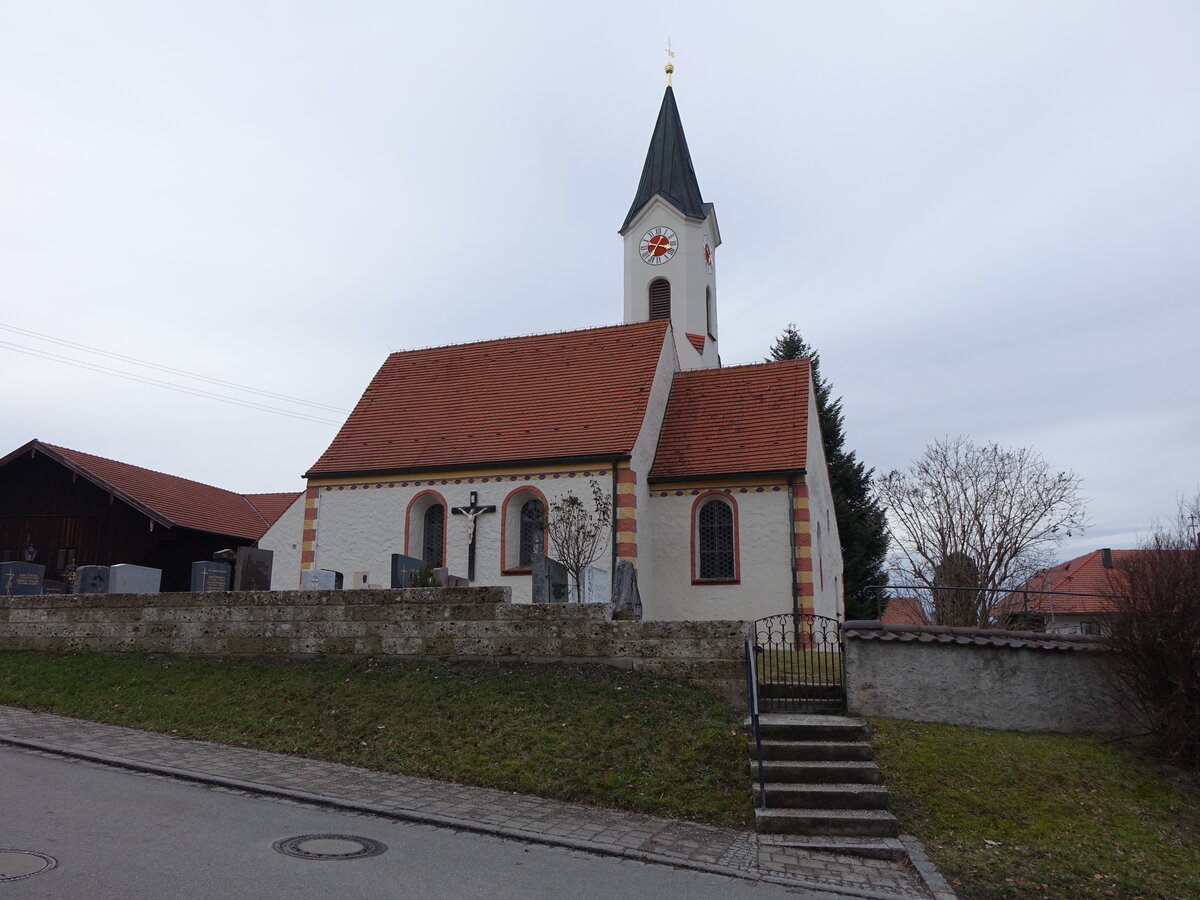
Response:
[0, 440, 298, 591]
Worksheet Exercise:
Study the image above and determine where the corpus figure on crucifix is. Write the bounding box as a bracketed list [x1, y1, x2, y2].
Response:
[451, 491, 495, 582]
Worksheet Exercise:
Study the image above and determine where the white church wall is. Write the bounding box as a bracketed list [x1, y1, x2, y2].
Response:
[644, 487, 794, 622]
[621, 197, 719, 370]
[627, 331, 681, 609]
[258, 493, 305, 590]
[308, 471, 614, 604]
[801, 377, 845, 621]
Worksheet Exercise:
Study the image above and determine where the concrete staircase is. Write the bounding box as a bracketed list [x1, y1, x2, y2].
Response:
[747, 713, 905, 860]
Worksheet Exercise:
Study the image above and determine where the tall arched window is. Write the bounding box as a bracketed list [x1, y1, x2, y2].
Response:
[405, 490, 447, 567]
[648, 278, 671, 320]
[694, 494, 738, 582]
[422, 503, 445, 567]
[519, 499, 545, 567]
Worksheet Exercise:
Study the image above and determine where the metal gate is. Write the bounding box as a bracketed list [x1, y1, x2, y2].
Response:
[751, 612, 845, 712]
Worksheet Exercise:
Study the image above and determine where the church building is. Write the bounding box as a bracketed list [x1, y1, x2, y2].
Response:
[264, 74, 844, 622]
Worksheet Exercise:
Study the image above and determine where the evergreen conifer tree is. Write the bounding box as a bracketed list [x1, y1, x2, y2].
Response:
[769, 324, 889, 619]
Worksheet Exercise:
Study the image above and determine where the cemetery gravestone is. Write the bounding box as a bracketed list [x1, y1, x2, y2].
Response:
[75, 565, 110, 594]
[191, 561, 232, 592]
[0, 562, 45, 596]
[42, 580, 66, 595]
[390, 553, 426, 588]
[532, 552, 570, 604]
[300, 568, 343, 590]
[109, 564, 162, 594]
[350, 571, 369, 589]
[612, 559, 643, 619]
[577, 565, 610, 604]
[233, 547, 274, 591]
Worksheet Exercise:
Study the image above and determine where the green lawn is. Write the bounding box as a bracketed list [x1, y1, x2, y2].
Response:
[870, 718, 1200, 900]
[0, 651, 750, 827]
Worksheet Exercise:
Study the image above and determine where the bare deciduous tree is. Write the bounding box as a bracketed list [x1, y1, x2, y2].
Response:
[1102, 493, 1200, 769]
[544, 480, 613, 602]
[878, 437, 1090, 626]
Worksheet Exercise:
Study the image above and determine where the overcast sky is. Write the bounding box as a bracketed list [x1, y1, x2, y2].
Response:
[2, 1, 1196, 561]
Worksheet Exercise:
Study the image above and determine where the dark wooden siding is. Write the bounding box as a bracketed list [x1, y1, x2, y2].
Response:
[0, 450, 253, 591]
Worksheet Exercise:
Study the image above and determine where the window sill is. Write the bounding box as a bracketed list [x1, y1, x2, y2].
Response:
[692, 578, 740, 586]
[502, 566, 533, 576]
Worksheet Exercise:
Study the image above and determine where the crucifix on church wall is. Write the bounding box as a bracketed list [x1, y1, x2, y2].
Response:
[451, 491, 495, 582]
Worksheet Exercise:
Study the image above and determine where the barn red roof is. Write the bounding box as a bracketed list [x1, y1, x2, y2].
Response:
[4, 441, 299, 541]
[650, 359, 811, 479]
[307, 321, 670, 476]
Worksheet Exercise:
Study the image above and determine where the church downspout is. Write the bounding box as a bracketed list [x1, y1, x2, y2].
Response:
[787, 477, 799, 617]
[610, 460, 618, 582]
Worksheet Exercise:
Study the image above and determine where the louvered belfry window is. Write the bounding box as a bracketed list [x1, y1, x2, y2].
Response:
[648, 278, 671, 320]
[698, 500, 735, 579]
[519, 499, 544, 567]
[422, 503, 445, 567]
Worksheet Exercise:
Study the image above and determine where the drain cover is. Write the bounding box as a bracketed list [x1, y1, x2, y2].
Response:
[0, 850, 57, 882]
[272, 834, 387, 861]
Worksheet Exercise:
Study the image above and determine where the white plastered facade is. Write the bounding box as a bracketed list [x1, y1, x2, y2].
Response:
[257, 493, 305, 590]
[621, 196, 720, 370]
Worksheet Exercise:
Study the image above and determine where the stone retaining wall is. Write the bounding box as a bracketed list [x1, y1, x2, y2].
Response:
[843, 622, 1129, 733]
[0, 588, 748, 703]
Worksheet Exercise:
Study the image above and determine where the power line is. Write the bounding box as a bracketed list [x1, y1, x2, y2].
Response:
[0, 322, 350, 413]
[0, 341, 344, 426]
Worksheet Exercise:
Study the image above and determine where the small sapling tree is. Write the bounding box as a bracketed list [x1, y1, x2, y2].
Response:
[544, 480, 613, 602]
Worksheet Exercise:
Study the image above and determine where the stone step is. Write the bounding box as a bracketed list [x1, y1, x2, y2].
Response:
[754, 782, 889, 810]
[746, 714, 868, 742]
[758, 833, 908, 862]
[750, 759, 883, 784]
[750, 739, 875, 761]
[754, 807, 900, 838]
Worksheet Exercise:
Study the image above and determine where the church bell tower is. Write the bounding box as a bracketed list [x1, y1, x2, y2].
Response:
[620, 66, 721, 370]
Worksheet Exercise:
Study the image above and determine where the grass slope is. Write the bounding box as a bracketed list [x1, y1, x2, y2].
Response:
[870, 718, 1200, 900]
[0, 651, 750, 827]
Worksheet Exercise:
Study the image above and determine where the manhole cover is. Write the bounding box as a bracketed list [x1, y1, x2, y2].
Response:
[272, 834, 387, 861]
[0, 850, 57, 882]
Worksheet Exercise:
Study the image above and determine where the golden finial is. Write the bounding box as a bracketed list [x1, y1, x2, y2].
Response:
[665, 38, 675, 86]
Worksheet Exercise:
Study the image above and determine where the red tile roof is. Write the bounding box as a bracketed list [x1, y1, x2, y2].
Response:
[997, 549, 1139, 616]
[308, 321, 671, 476]
[685, 332, 705, 353]
[9, 441, 299, 541]
[650, 359, 811, 479]
[881, 597, 928, 626]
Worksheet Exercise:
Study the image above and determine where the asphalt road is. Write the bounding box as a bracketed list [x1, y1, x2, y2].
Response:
[1, 746, 828, 899]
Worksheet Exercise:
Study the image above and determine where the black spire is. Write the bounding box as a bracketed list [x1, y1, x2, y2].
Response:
[620, 86, 706, 232]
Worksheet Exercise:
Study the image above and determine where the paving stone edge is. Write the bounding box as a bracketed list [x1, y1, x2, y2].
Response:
[0, 732, 937, 900]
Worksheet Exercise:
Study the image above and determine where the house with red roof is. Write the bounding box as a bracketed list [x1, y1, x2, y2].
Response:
[285, 80, 844, 622]
[0, 439, 299, 591]
[995, 548, 1137, 635]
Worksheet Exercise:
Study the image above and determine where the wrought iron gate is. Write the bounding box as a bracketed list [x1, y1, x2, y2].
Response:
[751, 613, 845, 712]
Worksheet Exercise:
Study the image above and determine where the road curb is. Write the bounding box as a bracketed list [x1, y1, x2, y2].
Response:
[1, 732, 937, 900]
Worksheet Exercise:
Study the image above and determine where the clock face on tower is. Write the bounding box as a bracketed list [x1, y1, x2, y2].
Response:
[639, 226, 678, 265]
[702, 233, 713, 273]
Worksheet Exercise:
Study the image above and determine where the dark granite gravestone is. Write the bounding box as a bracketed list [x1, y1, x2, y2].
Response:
[75, 565, 110, 594]
[300, 568, 343, 590]
[612, 559, 643, 620]
[233, 547, 274, 591]
[432, 567, 468, 588]
[0, 562, 45, 596]
[532, 552, 570, 604]
[190, 561, 232, 592]
[42, 579, 66, 595]
[390, 553, 427, 588]
[109, 564, 162, 594]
